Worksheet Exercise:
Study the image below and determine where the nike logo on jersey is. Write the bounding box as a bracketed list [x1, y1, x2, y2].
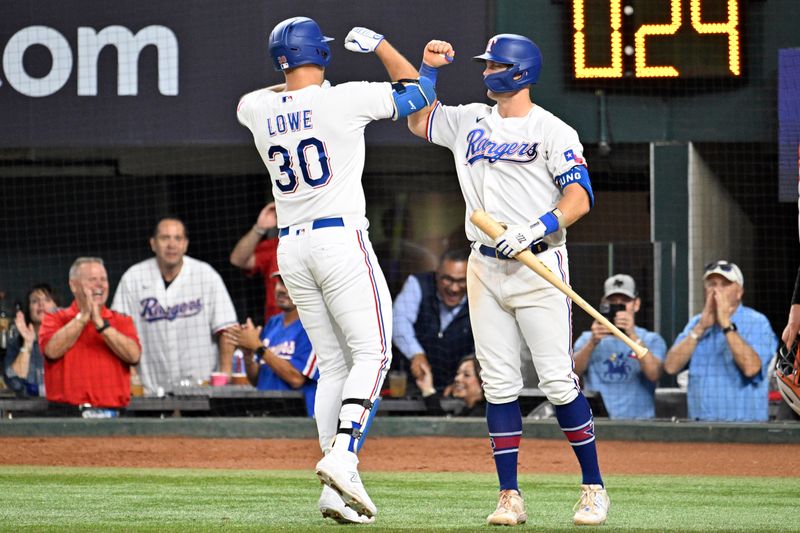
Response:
[139, 297, 203, 322]
[475, 116, 487, 123]
[465, 128, 539, 165]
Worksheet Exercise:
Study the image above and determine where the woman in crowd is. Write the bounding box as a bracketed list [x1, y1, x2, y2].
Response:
[416, 354, 486, 416]
[4, 283, 58, 396]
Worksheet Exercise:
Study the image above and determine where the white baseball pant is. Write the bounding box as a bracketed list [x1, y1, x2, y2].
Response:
[277, 217, 392, 453]
[467, 245, 580, 405]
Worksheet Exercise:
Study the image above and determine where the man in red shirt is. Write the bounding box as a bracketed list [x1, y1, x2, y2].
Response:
[230, 202, 280, 322]
[39, 257, 141, 413]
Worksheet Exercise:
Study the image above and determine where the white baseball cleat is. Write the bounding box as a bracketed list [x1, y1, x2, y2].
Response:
[573, 484, 610, 526]
[486, 489, 527, 526]
[318, 484, 375, 524]
[315, 450, 377, 518]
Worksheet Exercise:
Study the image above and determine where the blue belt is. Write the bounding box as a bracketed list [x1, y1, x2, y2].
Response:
[278, 217, 344, 237]
[477, 241, 548, 260]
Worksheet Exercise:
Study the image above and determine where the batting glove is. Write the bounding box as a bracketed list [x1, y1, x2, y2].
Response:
[494, 221, 545, 258]
[344, 27, 385, 53]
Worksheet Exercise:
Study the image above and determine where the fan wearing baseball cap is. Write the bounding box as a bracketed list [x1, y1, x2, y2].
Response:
[222, 271, 318, 417]
[573, 274, 667, 419]
[664, 260, 778, 421]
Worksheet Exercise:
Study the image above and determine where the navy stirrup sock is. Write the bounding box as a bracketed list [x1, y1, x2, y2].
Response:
[555, 392, 603, 486]
[487, 400, 522, 491]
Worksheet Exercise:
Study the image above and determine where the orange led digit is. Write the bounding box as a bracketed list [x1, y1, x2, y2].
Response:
[573, 0, 623, 78]
[570, 0, 744, 82]
[634, 0, 682, 77]
[690, 0, 741, 76]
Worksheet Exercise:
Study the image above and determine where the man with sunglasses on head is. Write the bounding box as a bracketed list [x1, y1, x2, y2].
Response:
[392, 248, 473, 393]
[664, 260, 777, 421]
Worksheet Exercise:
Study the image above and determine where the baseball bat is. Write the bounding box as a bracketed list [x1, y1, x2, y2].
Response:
[470, 209, 649, 359]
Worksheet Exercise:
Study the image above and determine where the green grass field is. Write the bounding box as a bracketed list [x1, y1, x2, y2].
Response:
[0, 466, 793, 532]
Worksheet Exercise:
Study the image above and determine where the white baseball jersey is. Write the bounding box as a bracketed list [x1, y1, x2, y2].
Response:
[428, 100, 588, 406]
[426, 101, 587, 246]
[238, 80, 396, 455]
[237, 81, 394, 227]
[112, 256, 238, 393]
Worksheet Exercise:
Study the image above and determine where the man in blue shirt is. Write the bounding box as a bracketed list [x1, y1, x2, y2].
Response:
[664, 261, 777, 422]
[392, 248, 472, 391]
[573, 274, 666, 419]
[224, 271, 318, 416]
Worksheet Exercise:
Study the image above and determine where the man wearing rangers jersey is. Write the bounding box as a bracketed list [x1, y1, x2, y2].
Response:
[112, 218, 238, 395]
[237, 17, 435, 524]
[409, 35, 608, 526]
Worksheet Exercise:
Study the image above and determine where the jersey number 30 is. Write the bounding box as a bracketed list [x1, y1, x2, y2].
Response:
[267, 137, 331, 193]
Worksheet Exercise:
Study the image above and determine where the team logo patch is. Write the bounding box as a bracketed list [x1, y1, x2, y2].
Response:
[465, 128, 539, 165]
[564, 149, 585, 165]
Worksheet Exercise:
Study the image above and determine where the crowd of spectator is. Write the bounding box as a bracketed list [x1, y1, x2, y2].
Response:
[0, 213, 794, 422]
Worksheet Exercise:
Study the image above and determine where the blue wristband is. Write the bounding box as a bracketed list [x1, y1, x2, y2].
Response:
[538, 211, 559, 236]
[419, 63, 438, 87]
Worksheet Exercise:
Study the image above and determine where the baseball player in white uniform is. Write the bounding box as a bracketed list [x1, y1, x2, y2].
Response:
[112, 218, 238, 395]
[408, 35, 609, 526]
[237, 17, 435, 524]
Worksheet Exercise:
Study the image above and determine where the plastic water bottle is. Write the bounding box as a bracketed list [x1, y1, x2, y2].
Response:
[233, 349, 245, 374]
[0, 296, 9, 351]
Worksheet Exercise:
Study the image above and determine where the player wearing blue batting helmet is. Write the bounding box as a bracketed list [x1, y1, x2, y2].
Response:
[268, 16, 334, 71]
[473, 34, 542, 93]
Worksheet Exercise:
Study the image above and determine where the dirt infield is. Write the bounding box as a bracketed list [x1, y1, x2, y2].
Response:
[0, 436, 794, 476]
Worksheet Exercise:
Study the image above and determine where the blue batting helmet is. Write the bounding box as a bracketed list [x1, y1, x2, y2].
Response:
[472, 34, 542, 93]
[268, 16, 334, 71]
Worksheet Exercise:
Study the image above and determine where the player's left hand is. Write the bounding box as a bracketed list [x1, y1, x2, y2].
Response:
[423, 39, 455, 68]
[344, 27, 384, 53]
[494, 221, 545, 258]
[782, 303, 800, 348]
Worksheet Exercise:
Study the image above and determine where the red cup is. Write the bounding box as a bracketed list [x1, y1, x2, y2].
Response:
[210, 372, 229, 387]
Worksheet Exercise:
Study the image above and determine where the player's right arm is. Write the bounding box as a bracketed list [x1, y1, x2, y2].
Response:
[782, 266, 800, 347]
[344, 28, 438, 121]
[345, 27, 417, 81]
[408, 40, 455, 139]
